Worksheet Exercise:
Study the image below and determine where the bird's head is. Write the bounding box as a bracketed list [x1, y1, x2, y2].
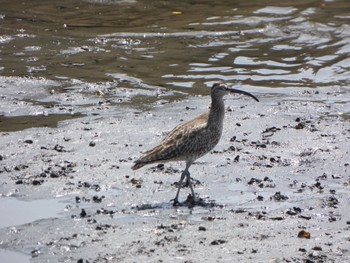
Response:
[211, 83, 259, 102]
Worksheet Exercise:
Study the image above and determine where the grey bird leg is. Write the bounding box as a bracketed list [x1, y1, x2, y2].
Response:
[173, 161, 195, 205]
[185, 171, 196, 200]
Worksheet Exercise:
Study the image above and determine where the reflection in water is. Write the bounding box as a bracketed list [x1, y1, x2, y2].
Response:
[0, 0, 349, 108]
[0, 113, 85, 132]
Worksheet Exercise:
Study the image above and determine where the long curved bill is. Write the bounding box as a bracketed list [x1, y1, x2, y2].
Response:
[225, 86, 259, 102]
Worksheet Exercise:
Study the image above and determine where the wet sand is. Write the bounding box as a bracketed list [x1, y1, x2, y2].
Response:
[0, 83, 349, 262]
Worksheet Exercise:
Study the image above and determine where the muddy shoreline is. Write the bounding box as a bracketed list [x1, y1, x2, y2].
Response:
[0, 84, 349, 262]
[1, 0, 350, 261]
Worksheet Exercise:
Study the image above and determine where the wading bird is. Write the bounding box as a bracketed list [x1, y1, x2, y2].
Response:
[132, 83, 259, 205]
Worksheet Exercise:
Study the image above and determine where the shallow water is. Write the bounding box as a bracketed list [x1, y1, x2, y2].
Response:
[0, 197, 69, 229]
[0, 197, 69, 262]
[0, 0, 349, 122]
[0, 249, 30, 263]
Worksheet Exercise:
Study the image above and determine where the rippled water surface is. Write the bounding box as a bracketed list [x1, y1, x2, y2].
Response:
[1, 0, 349, 111]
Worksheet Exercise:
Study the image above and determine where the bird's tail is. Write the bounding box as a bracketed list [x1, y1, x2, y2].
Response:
[131, 161, 146, 170]
[131, 145, 170, 170]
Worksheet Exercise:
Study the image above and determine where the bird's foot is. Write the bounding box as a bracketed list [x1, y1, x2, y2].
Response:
[184, 194, 197, 206]
[171, 198, 181, 207]
[171, 194, 198, 207]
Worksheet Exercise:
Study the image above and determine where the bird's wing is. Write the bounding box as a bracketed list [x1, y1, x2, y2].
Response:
[137, 113, 209, 163]
[162, 113, 208, 142]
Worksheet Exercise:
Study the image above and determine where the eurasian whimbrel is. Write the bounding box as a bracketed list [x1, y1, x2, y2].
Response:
[132, 83, 259, 205]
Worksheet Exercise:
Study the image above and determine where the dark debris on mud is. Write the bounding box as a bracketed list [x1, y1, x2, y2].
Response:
[1, 90, 350, 263]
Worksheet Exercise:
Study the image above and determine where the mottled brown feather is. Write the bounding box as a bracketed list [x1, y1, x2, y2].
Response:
[131, 112, 221, 170]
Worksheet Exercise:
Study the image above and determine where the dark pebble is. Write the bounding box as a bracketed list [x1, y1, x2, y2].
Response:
[297, 230, 310, 239]
[270, 191, 289, 201]
[14, 164, 29, 171]
[92, 195, 104, 203]
[50, 172, 60, 178]
[299, 215, 312, 220]
[328, 216, 336, 222]
[53, 144, 65, 152]
[247, 177, 262, 185]
[80, 209, 87, 218]
[198, 226, 206, 231]
[87, 218, 96, 224]
[270, 216, 284, 221]
[156, 163, 165, 170]
[295, 123, 305, 129]
[24, 139, 33, 144]
[89, 141, 96, 147]
[31, 249, 40, 257]
[32, 179, 43, 185]
[210, 239, 227, 245]
[227, 145, 235, 151]
[286, 210, 297, 216]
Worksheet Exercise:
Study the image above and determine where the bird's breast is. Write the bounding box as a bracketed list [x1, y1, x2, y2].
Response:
[179, 126, 222, 160]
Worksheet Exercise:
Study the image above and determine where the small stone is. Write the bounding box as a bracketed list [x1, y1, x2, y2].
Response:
[297, 230, 310, 239]
[210, 239, 227, 245]
[50, 172, 60, 178]
[198, 226, 206, 231]
[32, 180, 43, 186]
[295, 123, 305, 129]
[80, 209, 87, 218]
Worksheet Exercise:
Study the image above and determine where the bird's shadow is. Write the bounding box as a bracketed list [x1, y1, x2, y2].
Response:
[134, 195, 223, 211]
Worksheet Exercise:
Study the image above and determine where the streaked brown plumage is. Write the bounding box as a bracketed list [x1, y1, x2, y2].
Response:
[132, 83, 259, 205]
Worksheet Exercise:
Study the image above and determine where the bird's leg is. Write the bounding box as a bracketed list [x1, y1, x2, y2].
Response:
[172, 161, 194, 206]
[185, 171, 196, 200]
[172, 170, 186, 205]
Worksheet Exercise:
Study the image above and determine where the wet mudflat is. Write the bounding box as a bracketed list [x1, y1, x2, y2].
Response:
[1, 0, 350, 262]
[1, 87, 349, 262]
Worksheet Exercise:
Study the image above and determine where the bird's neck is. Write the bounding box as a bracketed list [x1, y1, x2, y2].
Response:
[207, 95, 225, 128]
